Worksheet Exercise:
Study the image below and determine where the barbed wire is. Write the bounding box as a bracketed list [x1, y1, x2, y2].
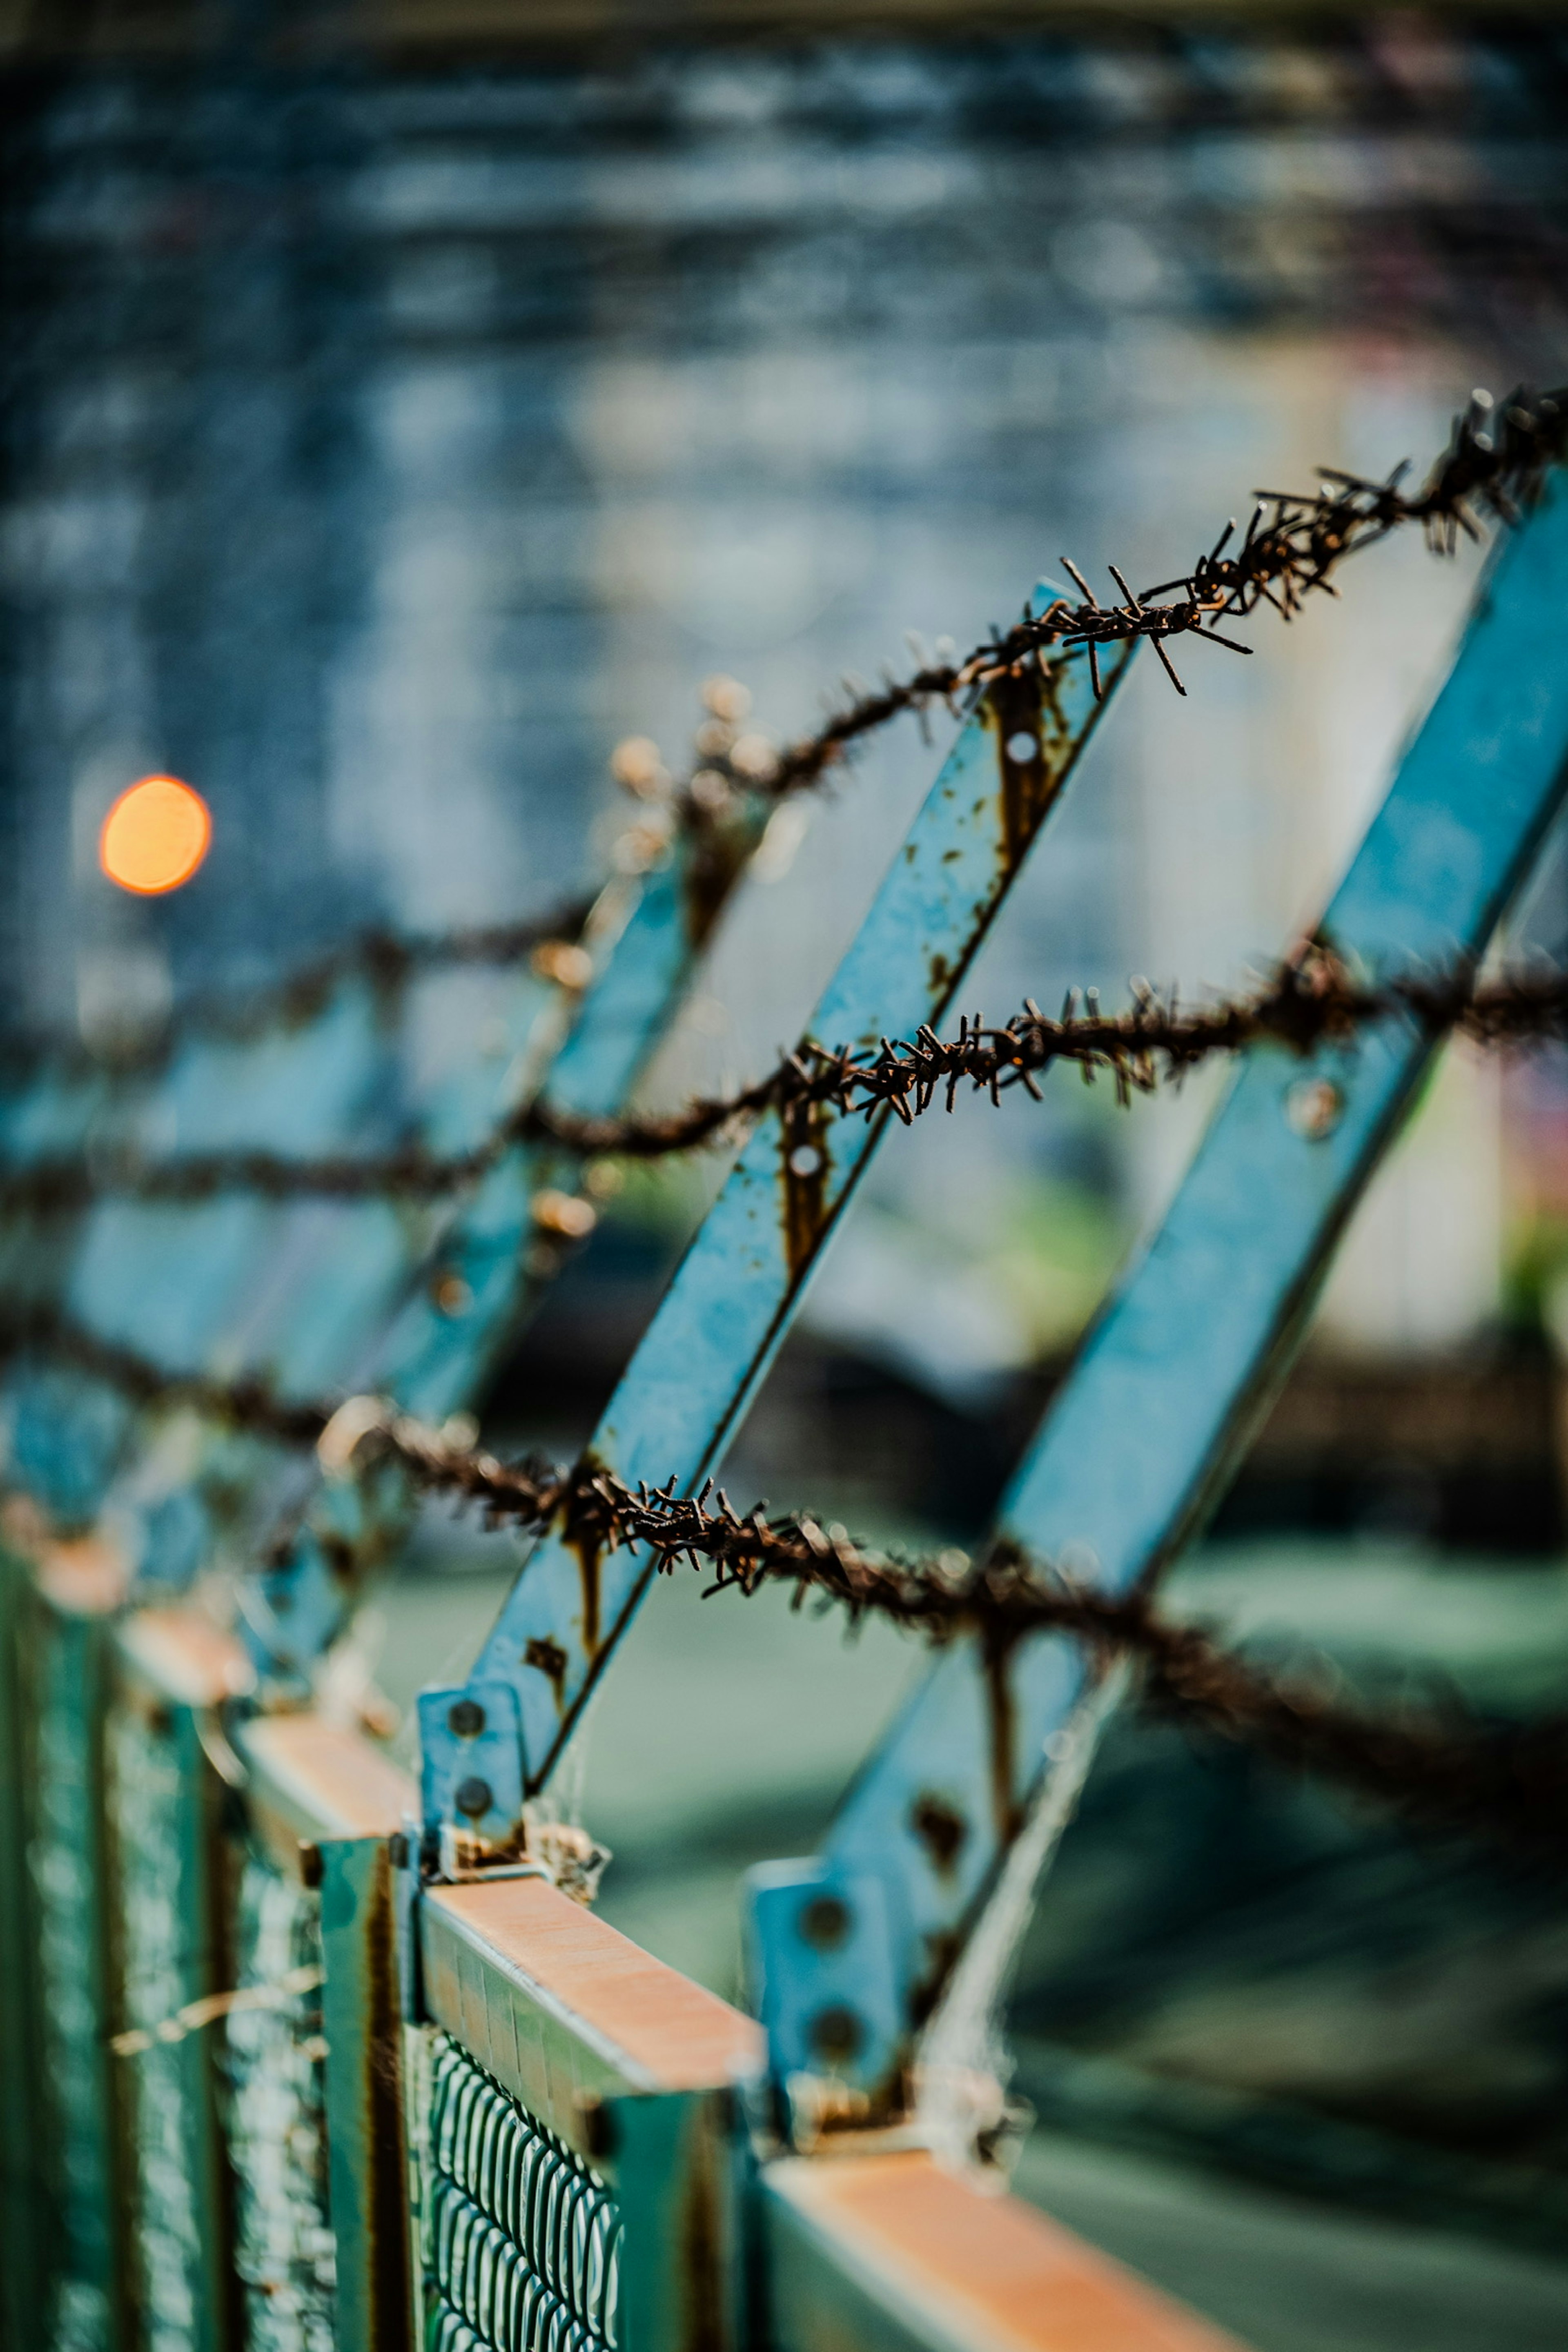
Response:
[6, 952, 1565, 1216]
[320, 1403, 1568, 1856]
[2, 1305, 1557, 1852]
[0, 899, 599, 1083]
[0, 1303, 333, 1449]
[9, 386, 1557, 1090]
[529, 953, 1568, 1148]
[663, 382, 1566, 821]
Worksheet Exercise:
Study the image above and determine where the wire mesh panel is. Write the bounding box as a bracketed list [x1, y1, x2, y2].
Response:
[15, 1575, 126, 2352]
[423, 2034, 621, 2352]
[225, 1859, 334, 2352]
[107, 1682, 234, 2352]
[409, 1873, 763, 2352]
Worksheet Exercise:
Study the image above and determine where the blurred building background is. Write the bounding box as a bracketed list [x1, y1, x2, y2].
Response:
[8, 10, 1568, 2347]
[7, 10, 1568, 1400]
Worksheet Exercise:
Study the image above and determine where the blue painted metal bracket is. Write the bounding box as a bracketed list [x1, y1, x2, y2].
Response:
[746, 472, 1568, 2109]
[420, 584, 1140, 1843]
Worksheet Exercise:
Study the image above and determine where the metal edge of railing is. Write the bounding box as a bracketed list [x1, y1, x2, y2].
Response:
[110, 1608, 254, 2352]
[230, 1714, 766, 2352]
[0, 1540, 48, 2348]
[412, 1869, 1248, 2352]
[238, 1707, 420, 2352]
[759, 2148, 1246, 2352]
[13, 1598, 1263, 2352]
[3, 1531, 135, 2352]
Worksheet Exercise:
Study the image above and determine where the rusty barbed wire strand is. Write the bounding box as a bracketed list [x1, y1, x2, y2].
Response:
[318, 1404, 1568, 1856]
[0, 1303, 334, 1448]
[0, 898, 600, 1084]
[7, 952, 1568, 1215]
[1, 1306, 1559, 1850]
[528, 954, 1568, 1149]
[7, 384, 1558, 1105]
[667, 383, 1568, 816]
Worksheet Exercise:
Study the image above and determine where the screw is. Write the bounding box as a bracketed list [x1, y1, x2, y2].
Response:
[800, 1893, 852, 1951]
[1285, 1076, 1344, 1141]
[448, 1698, 486, 1738]
[454, 1776, 493, 1819]
[788, 1145, 822, 1178]
[809, 2005, 862, 2065]
[432, 1270, 474, 1317]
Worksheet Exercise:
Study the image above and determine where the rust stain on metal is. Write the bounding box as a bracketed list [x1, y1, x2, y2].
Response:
[909, 1791, 969, 1879]
[524, 1635, 569, 1710]
[780, 1094, 832, 1282]
[907, 1927, 963, 2035]
[561, 1450, 613, 1655]
[680, 2100, 727, 2352]
[681, 813, 753, 951]
[984, 664, 1054, 877]
[575, 1537, 604, 1657]
[984, 1634, 1022, 1848]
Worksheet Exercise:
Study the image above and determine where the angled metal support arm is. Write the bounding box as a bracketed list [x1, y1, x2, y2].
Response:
[746, 472, 1568, 2111]
[420, 583, 1138, 1845]
[244, 822, 778, 1678]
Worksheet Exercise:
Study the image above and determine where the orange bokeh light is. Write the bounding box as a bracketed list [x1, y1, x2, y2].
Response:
[100, 775, 211, 895]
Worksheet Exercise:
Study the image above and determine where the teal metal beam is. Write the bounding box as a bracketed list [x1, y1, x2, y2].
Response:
[422, 584, 1139, 1833]
[748, 470, 1568, 2103]
[319, 1835, 416, 2352]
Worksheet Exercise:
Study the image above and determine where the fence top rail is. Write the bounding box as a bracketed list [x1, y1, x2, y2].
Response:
[766, 2150, 1246, 2352]
[240, 1711, 416, 1858]
[422, 1875, 762, 2129]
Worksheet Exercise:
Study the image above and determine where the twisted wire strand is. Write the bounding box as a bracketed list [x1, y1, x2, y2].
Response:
[0, 898, 598, 1083]
[8, 954, 1566, 1214]
[10, 388, 1557, 1087]
[2, 1309, 1559, 1851]
[317, 1406, 1568, 1858]
[682, 382, 1566, 807]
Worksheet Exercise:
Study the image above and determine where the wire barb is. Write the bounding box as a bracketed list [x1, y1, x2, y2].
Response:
[7, 1292, 1566, 1856]
[10, 951, 1568, 1214]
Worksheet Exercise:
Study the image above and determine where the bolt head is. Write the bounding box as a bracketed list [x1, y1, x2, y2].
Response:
[448, 1698, 486, 1739]
[454, 1775, 494, 1820]
[1285, 1075, 1345, 1142]
[799, 1893, 852, 1951]
[809, 2004, 863, 2065]
[432, 1270, 474, 1317]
